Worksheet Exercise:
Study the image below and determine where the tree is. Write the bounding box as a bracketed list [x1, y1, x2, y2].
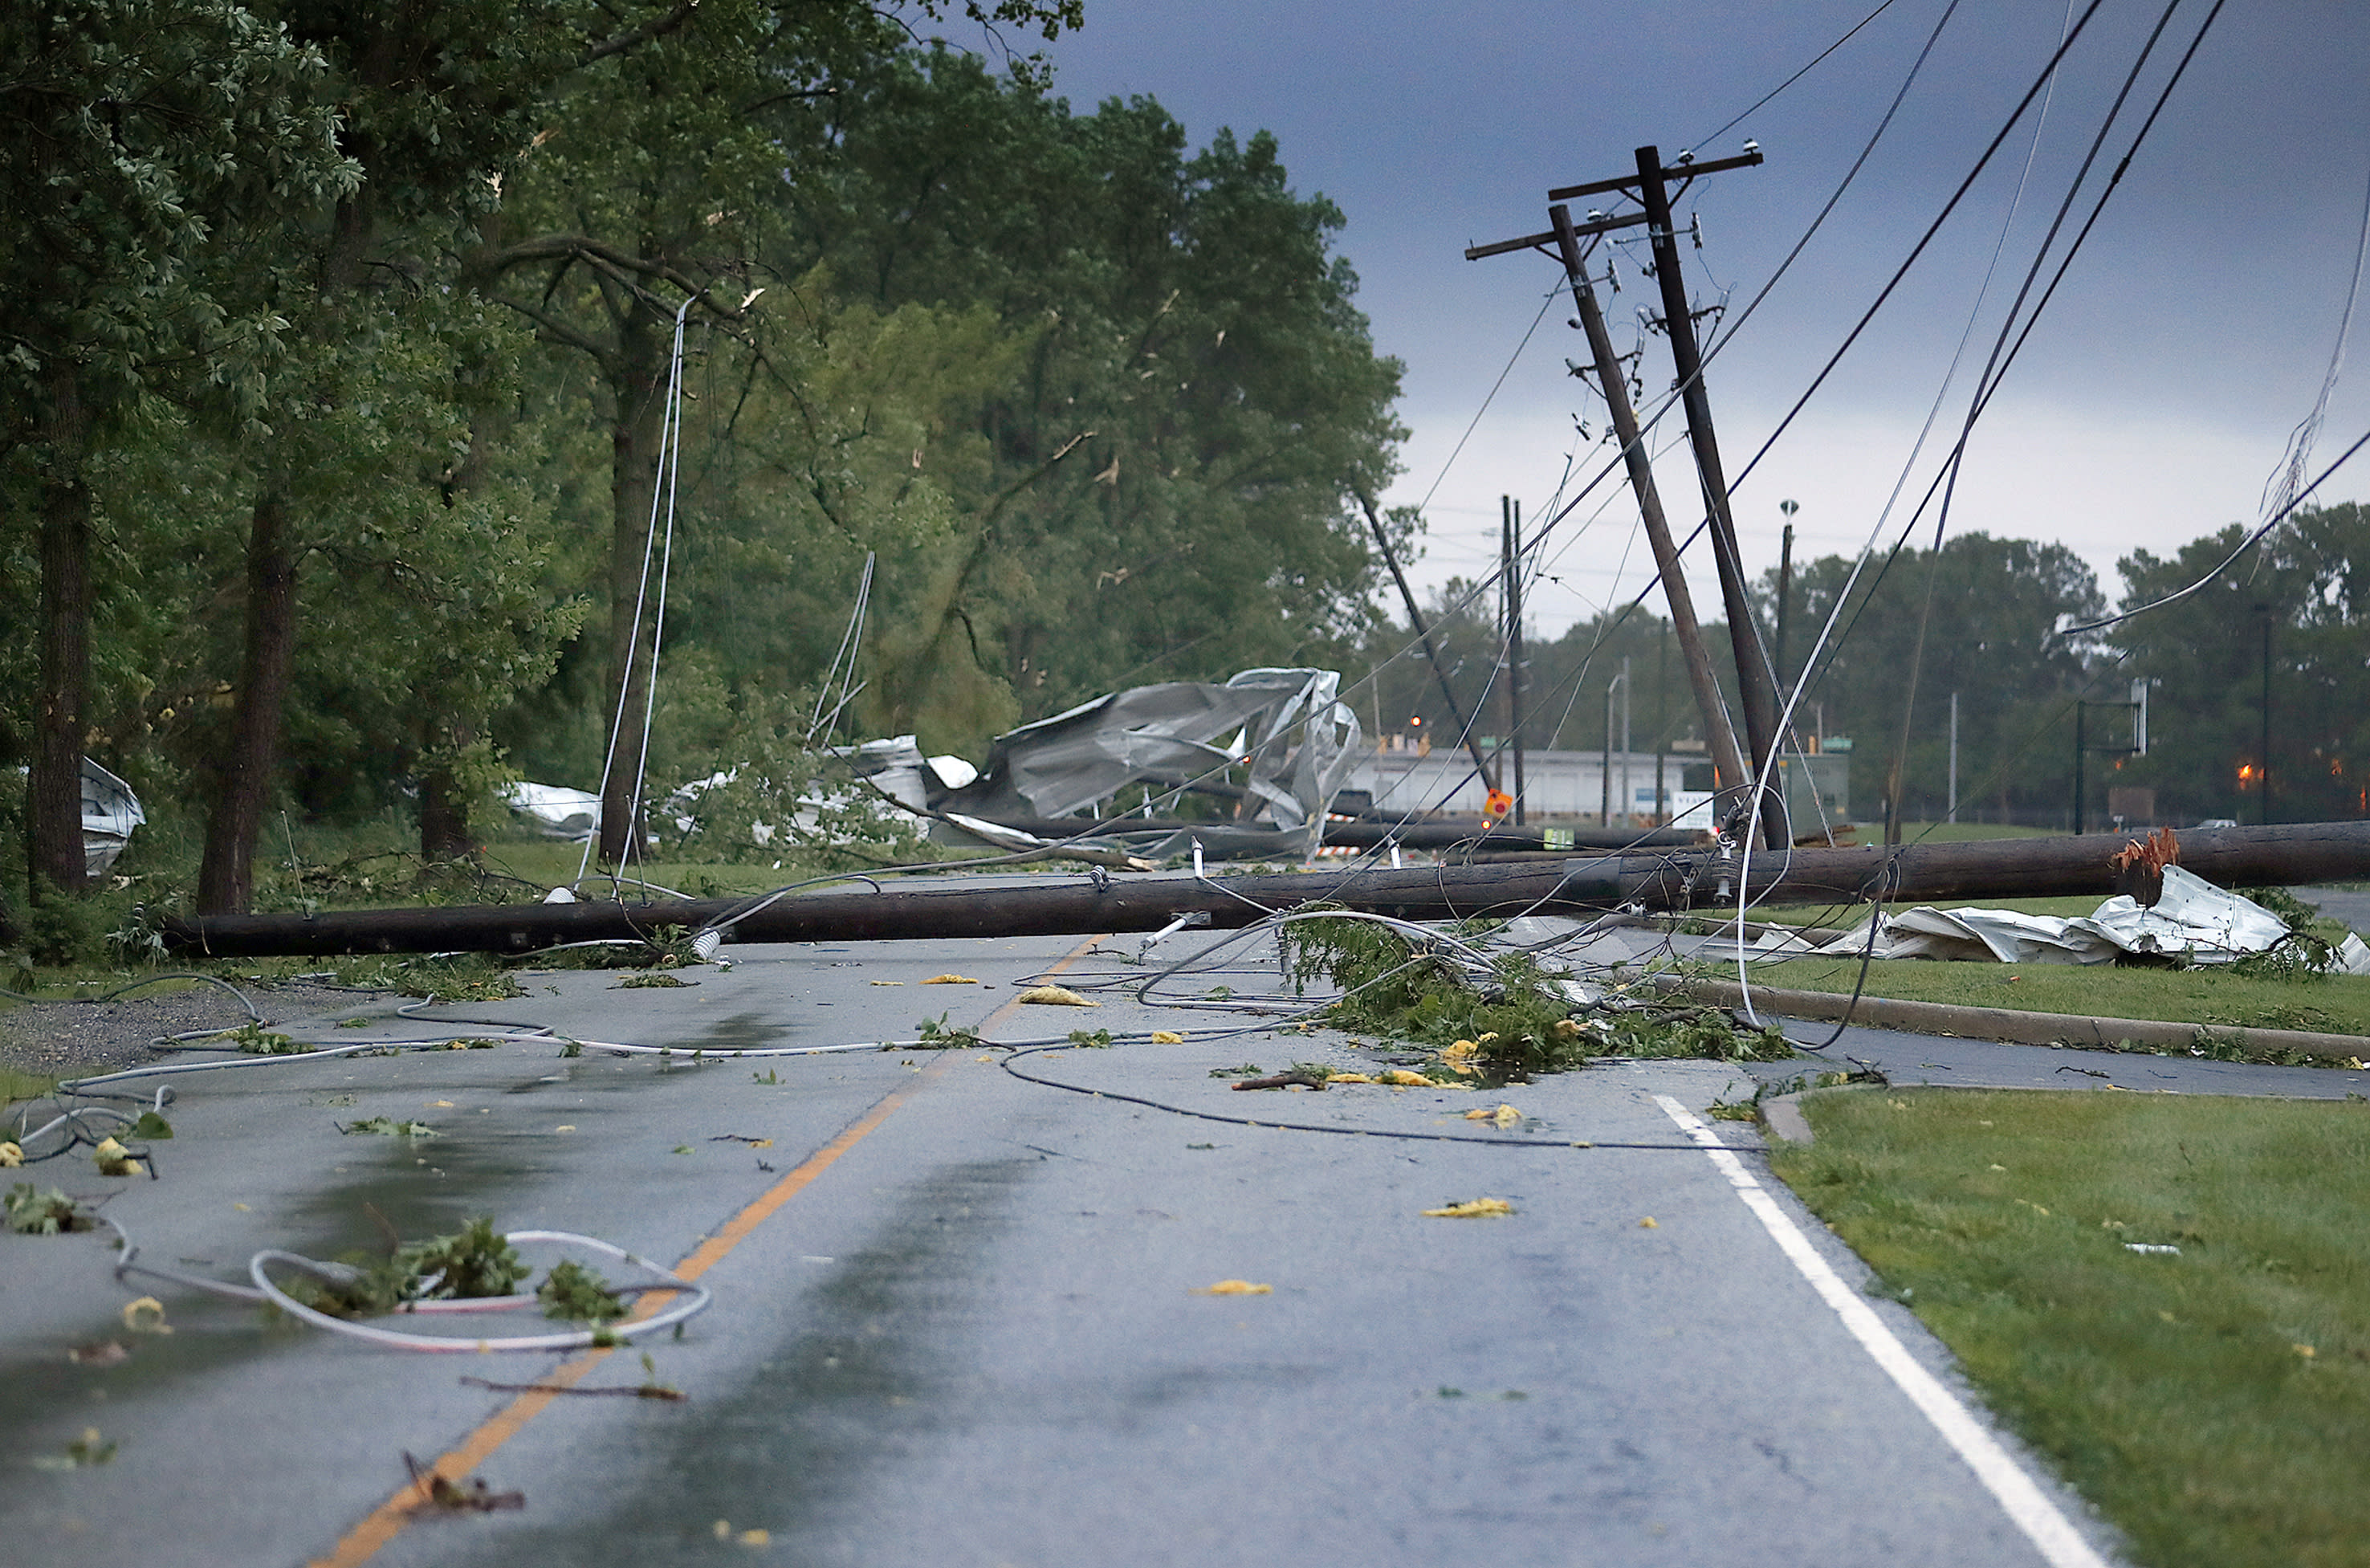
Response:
[0, 0, 355, 910]
[1752, 533, 2103, 825]
[2111, 504, 2370, 825]
[780, 50, 1405, 735]
[474, 10, 1085, 864]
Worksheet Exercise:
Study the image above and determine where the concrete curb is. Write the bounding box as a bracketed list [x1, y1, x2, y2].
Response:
[1666, 977, 2370, 1065]
[1760, 1093, 1816, 1144]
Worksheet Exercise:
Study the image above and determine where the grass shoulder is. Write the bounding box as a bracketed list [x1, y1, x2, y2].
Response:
[1745, 956, 2370, 1037]
[1770, 1088, 2370, 1568]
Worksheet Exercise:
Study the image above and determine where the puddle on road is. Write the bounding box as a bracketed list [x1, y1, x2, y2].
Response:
[676, 1011, 793, 1053]
[430, 1156, 1038, 1565]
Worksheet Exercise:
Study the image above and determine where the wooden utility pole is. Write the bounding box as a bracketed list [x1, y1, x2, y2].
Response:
[161, 821, 2370, 957]
[1626, 145, 1786, 847]
[1469, 148, 1777, 843]
[1503, 495, 1527, 824]
[1537, 203, 1750, 821]
[1357, 494, 1498, 793]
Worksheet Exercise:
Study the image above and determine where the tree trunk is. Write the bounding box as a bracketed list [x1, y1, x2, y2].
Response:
[418, 727, 477, 863]
[597, 306, 670, 865]
[198, 490, 298, 914]
[31, 362, 94, 900]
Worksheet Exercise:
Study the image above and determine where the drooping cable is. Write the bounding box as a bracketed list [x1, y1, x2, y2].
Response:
[577, 293, 698, 890]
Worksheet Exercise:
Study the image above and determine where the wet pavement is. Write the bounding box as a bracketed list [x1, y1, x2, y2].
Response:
[0, 913, 2213, 1567]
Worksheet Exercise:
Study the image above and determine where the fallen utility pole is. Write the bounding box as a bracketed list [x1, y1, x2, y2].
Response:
[160, 823, 2370, 957]
[1358, 492, 1498, 791]
[930, 812, 1701, 852]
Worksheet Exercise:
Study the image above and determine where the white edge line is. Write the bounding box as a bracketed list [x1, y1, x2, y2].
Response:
[1650, 1094, 2111, 1568]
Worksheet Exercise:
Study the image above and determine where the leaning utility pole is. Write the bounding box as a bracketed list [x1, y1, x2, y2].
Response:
[1357, 493, 1499, 795]
[1481, 203, 1751, 825]
[1621, 145, 1786, 845]
[1469, 146, 1782, 846]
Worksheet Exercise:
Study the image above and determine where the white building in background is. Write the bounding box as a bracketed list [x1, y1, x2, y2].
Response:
[1344, 747, 1848, 832]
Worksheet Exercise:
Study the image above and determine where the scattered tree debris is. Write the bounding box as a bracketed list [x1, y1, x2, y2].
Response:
[1231, 1069, 1328, 1091]
[339, 1118, 440, 1138]
[31, 1427, 117, 1470]
[90, 1136, 143, 1176]
[1193, 1279, 1272, 1295]
[405, 1452, 526, 1513]
[922, 974, 981, 984]
[912, 1013, 983, 1049]
[6, 1183, 86, 1234]
[229, 1023, 309, 1055]
[1017, 984, 1097, 1007]
[121, 1297, 172, 1334]
[459, 1375, 686, 1402]
[535, 1261, 627, 1324]
[1423, 1198, 1515, 1218]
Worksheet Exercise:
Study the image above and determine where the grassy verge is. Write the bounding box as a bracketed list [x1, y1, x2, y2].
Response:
[2, 1065, 60, 1105]
[1744, 956, 2370, 1037]
[1771, 1089, 2370, 1568]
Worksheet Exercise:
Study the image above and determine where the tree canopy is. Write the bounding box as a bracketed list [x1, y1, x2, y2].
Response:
[0, 10, 1403, 931]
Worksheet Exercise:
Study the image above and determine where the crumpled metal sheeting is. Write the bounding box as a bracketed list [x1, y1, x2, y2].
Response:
[81, 757, 148, 876]
[943, 667, 1364, 852]
[1826, 865, 2339, 967]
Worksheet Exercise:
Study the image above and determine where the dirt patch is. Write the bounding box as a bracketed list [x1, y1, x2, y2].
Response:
[0, 982, 391, 1081]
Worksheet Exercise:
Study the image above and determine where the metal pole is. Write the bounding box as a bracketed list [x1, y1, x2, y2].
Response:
[1601, 672, 1621, 825]
[1774, 507, 1797, 692]
[2260, 607, 2274, 826]
[1655, 621, 1669, 822]
[1635, 146, 1786, 848]
[2073, 701, 2086, 837]
[1948, 692, 1960, 824]
[1620, 654, 1632, 827]
[1547, 205, 1752, 825]
[1507, 495, 1527, 825]
[1357, 494, 1498, 793]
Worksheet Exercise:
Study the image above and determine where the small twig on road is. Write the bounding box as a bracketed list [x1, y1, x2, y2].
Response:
[458, 1376, 687, 1402]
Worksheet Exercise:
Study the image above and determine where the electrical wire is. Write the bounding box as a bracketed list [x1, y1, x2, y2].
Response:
[1693, 0, 1908, 149]
[99, 1212, 712, 1355]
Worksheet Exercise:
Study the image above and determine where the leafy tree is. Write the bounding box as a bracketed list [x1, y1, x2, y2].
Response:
[2111, 504, 2370, 826]
[0, 0, 355, 918]
[474, 9, 1083, 864]
[1753, 532, 2103, 826]
[780, 49, 1404, 735]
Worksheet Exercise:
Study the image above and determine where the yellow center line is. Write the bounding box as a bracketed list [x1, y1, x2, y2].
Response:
[310, 932, 1110, 1568]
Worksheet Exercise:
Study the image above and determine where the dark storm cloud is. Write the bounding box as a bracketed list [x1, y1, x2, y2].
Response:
[1032, 2, 2370, 629]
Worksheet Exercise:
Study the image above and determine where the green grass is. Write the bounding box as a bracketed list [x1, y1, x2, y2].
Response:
[2, 1065, 61, 1106]
[1772, 1089, 2370, 1568]
[1745, 956, 2370, 1038]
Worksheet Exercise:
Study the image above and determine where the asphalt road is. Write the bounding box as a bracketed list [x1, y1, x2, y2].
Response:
[4, 924, 2136, 1566]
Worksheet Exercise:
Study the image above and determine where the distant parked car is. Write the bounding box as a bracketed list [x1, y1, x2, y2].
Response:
[2195, 818, 2238, 829]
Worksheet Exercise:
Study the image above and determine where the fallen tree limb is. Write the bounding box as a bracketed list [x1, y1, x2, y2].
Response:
[158, 823, 2370, 959]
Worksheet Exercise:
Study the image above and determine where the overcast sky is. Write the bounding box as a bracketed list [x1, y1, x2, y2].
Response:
[1028, 0, 2370, 640]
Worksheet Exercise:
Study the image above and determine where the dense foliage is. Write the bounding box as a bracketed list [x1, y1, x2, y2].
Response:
[0, 4, 1403, 937]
